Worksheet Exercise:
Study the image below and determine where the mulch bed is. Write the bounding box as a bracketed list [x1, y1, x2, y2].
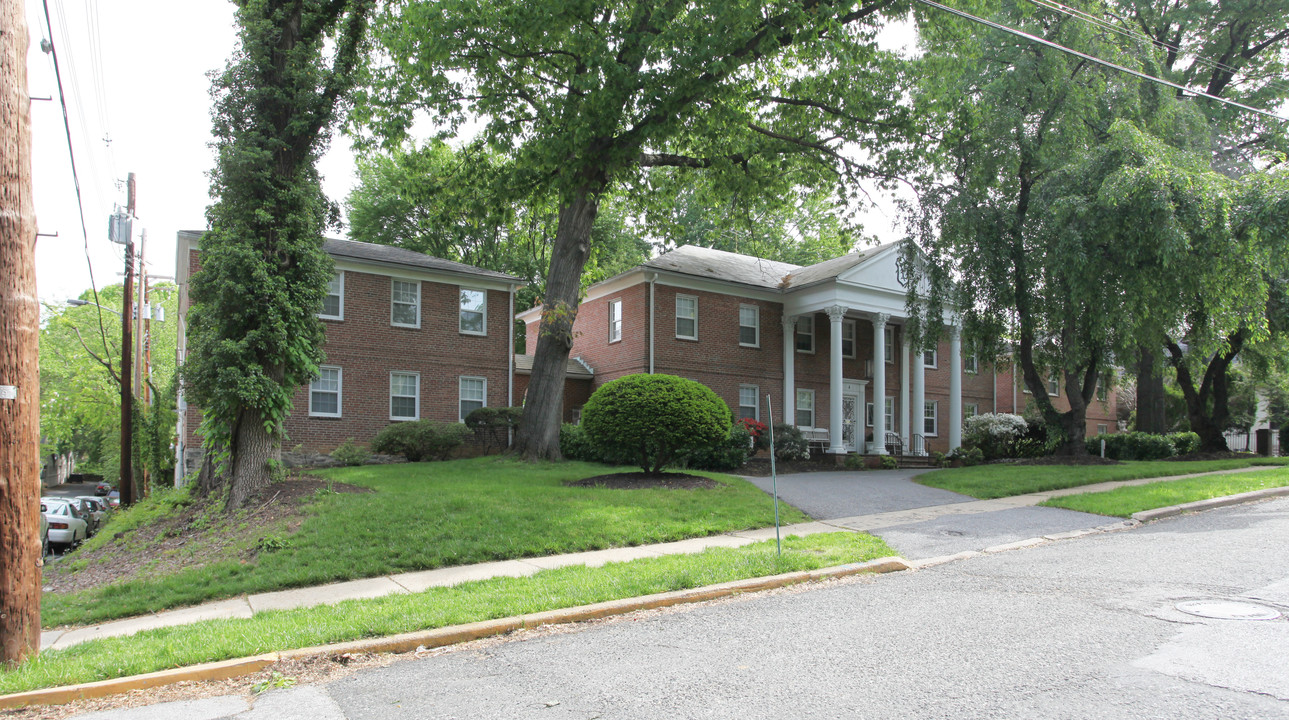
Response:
[566, 472, 721, 490]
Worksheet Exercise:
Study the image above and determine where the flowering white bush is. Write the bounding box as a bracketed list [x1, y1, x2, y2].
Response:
[963, 413, 1028, 460]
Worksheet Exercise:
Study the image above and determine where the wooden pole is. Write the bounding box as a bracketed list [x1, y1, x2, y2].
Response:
[0, 0, 42, 664]
[120, 176, 136, 507]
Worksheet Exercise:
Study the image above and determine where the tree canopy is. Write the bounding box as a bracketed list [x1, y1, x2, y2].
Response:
[359, 0, 923, 458]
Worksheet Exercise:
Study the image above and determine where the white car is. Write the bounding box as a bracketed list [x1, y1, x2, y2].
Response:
[40, 498, 88, 551]
[74, 496, 109, 535]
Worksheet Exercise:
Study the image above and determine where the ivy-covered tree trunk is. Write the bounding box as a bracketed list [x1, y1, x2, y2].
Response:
[184, 0, 372, 509]
[515, 184, 603, 461]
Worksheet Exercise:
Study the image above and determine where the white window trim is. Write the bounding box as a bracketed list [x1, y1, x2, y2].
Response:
[885, 396, 895, 430]
[675, 294, 698, 340]
[738, 304, 760, 348]
[319, 271, 344, 321]
[391, 279, 421, 329]
[459, 287, 488, 336]
[924, 400, 939, 437]
[923, 348, 938, 369]
[459, 375, 487, 422]
[1048, 375, 1060, 397]
[738, 384, 759, 421]
[608, 299, 623, 344]
[796, 316, 815, 354]
[964, 353, 978, 374]
[309, 366, 342, 418]
[842, 318, 857, 359]
[390, 371, 420, 421]
[884, 325, 894, 363]
[796, 389, 815, 428]
[965, 402, 979, 418]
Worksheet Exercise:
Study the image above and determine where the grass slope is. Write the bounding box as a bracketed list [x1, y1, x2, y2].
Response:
[44, 458, 807, 627]
[1041, 467, 1289, 517]
[8, 533, 890, 695]
[915, 458, 1289, 499]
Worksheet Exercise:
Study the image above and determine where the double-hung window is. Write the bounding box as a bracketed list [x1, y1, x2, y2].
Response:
[459, 376, 486, 421]
[320, 272, 344, 320]
[608, 299, 623, 343]
[841, 319, 857, 359]
[795, 389, 815, 427]
[964, 354, 978, 374]
[675, 295, 698, 340]
[924, 400, 939, 436]
[1047, 374, 1060, 396]
[884, 325, 894, 363]
[310, 366, 342, 418]
[795, 316, 814, 353]
[738, 385, 759, 420]
[391, 279, 420, 328]
[1096, 377, 1109, 401]
[923, 348, 938, 369]
[459, 288, 486, 335]
[738, 304, 759, 347]
[965, 402, 979, 419]
[390, 372, 419, 421]
[866, 398, 895, 429]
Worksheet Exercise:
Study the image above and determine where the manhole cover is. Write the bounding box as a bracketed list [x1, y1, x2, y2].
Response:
[1175, 600, 1281, 621]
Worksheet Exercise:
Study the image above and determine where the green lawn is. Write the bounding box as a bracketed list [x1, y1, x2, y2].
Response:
[1040, 467, 1289, 517]
[915, 457, 1289, 499]
[43, 457, 807, 628]
[8, 533, 890, 696]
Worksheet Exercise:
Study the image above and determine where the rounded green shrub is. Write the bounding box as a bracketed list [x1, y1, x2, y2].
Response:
[771, 423, 810, 461]
[682, 423, 753, 471]
[559, 423, 601, 463]
[371, 420, 470, 462]
[581, 374, 732, 474]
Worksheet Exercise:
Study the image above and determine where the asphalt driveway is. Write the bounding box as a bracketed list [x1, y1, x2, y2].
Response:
[742, 469, 973, 519]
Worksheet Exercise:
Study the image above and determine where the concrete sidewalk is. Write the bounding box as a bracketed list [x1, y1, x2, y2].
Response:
[39, 465, 1280, 652]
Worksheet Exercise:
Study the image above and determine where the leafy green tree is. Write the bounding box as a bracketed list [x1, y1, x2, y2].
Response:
[358, 0, 920, 459]
[40, 284, 180, 484]
[185, 0, 373, 509]
[905, 0, 1206, 453]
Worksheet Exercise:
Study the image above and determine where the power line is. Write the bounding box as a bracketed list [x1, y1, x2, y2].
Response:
[41, 0, 114, 368]
[915, 0, 1289, 123]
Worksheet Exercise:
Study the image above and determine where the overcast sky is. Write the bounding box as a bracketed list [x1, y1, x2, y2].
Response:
[26, 0, 357, 304]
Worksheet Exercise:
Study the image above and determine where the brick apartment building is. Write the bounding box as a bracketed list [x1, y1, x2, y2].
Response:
[174, 231, 523, 480]
[520, 244, 1120, 456]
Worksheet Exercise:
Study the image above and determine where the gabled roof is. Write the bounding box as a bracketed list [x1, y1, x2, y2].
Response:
[780, 241, 902, 290]
[641, 245, 801, 290]
[179, 230, 522, 284]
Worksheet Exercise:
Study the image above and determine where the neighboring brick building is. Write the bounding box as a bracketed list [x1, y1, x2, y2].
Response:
[520, 244, 1119, 456]
[174, 231, 523, 480]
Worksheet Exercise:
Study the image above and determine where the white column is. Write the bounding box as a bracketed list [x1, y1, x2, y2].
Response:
[949, 323, 963, 452]
[870, 313, 889, 454]
[826, 305, 848, 454]
[899, 330, 911, 452]
[912, 344, 926, 455]
[782, 315, 795, 426]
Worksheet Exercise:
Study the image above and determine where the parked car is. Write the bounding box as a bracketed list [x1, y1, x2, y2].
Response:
[95, 481, 112, 496]
[39, 513, 49, 556]
[106, 490, 120, 508]
[74, 496, 108, 535]
[40, 498, 88, 551]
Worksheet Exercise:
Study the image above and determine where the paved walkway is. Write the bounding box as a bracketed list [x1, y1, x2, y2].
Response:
[39, 465, 1276, 651]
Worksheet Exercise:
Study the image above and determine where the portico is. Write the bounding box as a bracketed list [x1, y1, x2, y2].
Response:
[778, 246, 962, 456]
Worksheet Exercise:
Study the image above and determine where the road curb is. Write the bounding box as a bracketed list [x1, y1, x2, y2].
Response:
[0, 557, 909, 710]
[0, 654, 279, 711]
[1131, 486, 1289, 523]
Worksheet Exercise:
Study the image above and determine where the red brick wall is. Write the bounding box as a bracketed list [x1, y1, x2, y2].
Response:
[570, 284, 650, 383]
[182, 250, 512, 455]
[513, 374, 592, 424]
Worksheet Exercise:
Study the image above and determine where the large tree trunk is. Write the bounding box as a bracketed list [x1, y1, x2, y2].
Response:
[1166, 333, 1244, 453]
[0, 0, 40, 664]
[514, 186, 603, 460]
[1135, 346, 1167, 433]
[226, 409, 280, 509]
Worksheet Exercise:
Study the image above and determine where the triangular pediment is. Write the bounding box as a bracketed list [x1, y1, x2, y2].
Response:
[837, 243, 925, 296]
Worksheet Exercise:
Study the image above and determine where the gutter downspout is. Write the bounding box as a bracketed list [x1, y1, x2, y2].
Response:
[649, 273, 657, 374]
[992, 360, 998, 414]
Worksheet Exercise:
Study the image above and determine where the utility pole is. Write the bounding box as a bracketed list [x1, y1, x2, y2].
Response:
[0, 0, 42, 664]
[136, 231, 149, 496]
[119, 175, 136, 507]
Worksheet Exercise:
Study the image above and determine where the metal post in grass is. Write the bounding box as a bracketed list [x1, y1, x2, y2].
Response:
[766, 394, 781, 557]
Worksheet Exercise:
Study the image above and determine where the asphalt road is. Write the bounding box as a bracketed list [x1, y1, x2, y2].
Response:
[71, 496, 1289, 719]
